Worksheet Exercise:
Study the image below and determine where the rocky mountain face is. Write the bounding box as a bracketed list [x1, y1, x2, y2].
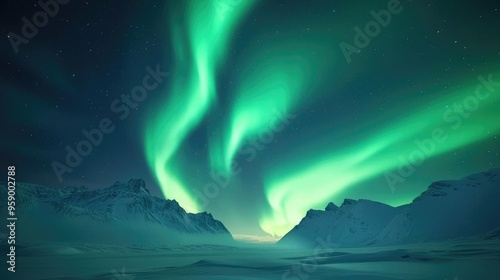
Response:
[0, 179, 233, 246]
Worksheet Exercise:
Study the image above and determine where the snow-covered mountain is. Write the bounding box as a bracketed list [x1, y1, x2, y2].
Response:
[0, 179, 233, 246]
[279, 199, 402, 247]
[375, 168, 500, 245]
[279, 169, 500, 248]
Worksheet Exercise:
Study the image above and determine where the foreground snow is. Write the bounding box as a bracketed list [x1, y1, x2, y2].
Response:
[3, 238, 499, 279]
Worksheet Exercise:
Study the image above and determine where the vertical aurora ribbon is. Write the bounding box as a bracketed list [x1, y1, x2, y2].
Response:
[209, 39, 334, 173]
[145, 0, 256, 213]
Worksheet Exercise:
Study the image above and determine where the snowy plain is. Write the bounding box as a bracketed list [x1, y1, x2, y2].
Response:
[3, 238, 499, 279]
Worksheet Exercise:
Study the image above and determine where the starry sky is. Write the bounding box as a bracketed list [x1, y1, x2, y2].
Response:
[1, 0, 500, 239]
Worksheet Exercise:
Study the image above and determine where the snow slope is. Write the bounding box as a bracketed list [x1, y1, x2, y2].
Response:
[279, 199, 401, 247]
[375, 168, 500, 245]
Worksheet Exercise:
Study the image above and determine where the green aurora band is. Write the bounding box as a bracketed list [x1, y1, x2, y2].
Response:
[145, 0, 256, 213]
[259, 74, 500, 237]
[209, 40, 333, 172]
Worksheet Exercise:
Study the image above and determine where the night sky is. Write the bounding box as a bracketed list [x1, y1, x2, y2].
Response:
[1, 0, 500, 240]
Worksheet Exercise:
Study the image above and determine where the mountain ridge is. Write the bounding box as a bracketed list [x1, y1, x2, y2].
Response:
[279, 169, 500, 248]
[0, 179, 233, 246]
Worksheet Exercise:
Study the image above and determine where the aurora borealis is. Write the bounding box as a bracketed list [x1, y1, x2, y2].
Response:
[3, 0, 500, 240]
[144, 0, 257, 213]
[143, 0, 500, 237]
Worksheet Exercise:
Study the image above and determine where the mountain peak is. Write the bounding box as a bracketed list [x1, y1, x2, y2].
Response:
[110, 179, 149, 194]
[325, 202, 338, 211]
[415, 169, 500, 203]
[341, 198, 357, 206]
[126, 178, 149, 194]
[304, 209, 321, 219]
